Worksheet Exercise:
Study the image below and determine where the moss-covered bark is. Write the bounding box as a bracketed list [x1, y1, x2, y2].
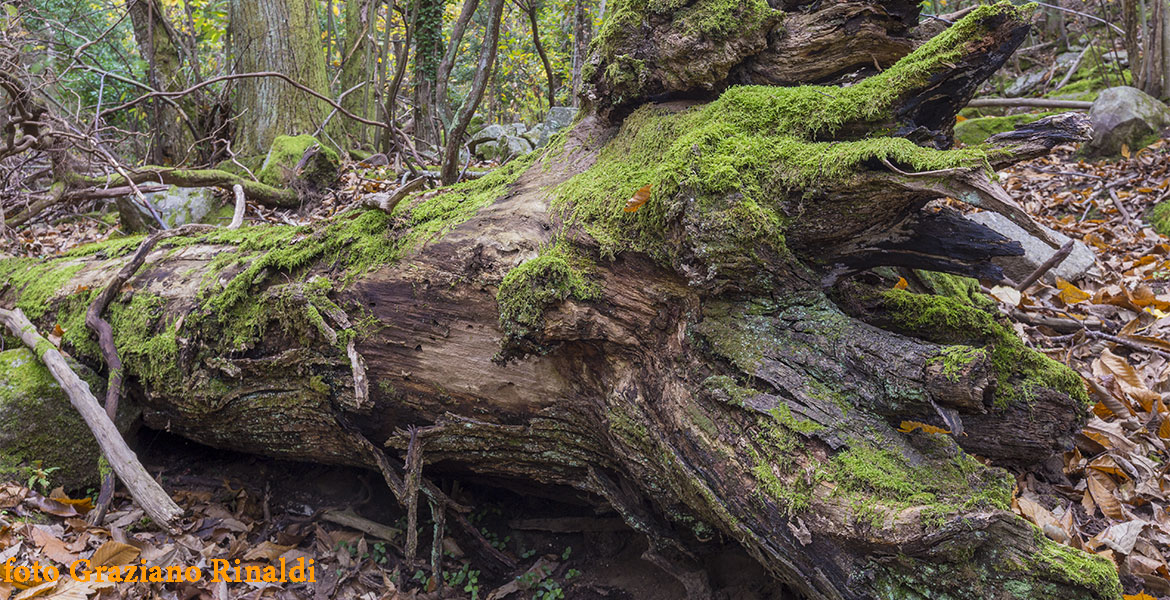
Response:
[0, 5, 1120, 599]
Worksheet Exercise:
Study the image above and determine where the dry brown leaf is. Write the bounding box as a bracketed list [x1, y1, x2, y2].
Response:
[243, 541, 295, 561]
[1087, 470, 1125, 520]
[89, 540, 139, 568]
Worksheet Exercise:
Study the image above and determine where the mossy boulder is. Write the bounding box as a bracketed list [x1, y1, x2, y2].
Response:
[1087, 86, 1170, 157]
[258, 135, 340, 188]
[0, 348, 138, 492]
[955, 112, 1058, 146]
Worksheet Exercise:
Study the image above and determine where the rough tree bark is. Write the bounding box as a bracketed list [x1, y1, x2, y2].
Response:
[125, 0, 194, 165]
[228, 0, 334, 156]
[1, 3, 1122, 599]
[340, 0, 375, 145]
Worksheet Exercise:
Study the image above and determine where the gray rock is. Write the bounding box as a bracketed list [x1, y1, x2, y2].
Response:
[523, 124, 551, 148]
[117, 185, 219, 233]
[472, 124, 507, 144]
[1087, 86, 1170, 157]
[1005, 70, 1047, 97]
[476, 140, 501, 161]
[964, 211, 1099, 284]
[544, 106, 578, 131]
[507, 122, 528, 136]
[502, 135, 533, 158]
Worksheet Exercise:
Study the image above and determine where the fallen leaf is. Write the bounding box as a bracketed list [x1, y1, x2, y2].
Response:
[623, 185, 652, 213]
[897, 421, 950, 435]
[89, 540, 139, 567]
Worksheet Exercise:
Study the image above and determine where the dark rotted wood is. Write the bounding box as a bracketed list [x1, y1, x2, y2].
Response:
[732, 0, 920, 86]
[823, 207, 1024, 282]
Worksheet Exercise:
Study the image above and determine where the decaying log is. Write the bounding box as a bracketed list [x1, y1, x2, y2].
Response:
[0, 3, 1122, 599]
[0, 308, 183, 531]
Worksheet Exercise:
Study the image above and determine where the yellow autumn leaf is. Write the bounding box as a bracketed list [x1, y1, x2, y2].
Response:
[894, 277, 908, 290]
[1056, 278, 1090, 304]
[1123, 593, 1157, 600]
[1121, 143, 1131, 158]
[898, 420, 950, 435]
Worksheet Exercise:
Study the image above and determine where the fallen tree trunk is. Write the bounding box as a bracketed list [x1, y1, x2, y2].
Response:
[0, 3, 1120, 599]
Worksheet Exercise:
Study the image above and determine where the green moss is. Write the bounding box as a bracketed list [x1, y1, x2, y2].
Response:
[63, 235, 147, 259]
[954, 112, 1059, 146]
[702, 375, 756, 407]
[0, 257, 86, 320]
[0, 349, 113, 491]
[931, 345, 988, 383]
[1028, 533, 1122, 599]
[1150, 199, 1170, 236]
[496, 242, 601, 344]
[258, 134, 340, 187]
[914, 270, 996, 311]
[879, 290, 1087, 407]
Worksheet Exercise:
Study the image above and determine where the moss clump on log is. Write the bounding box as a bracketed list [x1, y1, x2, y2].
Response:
[556, 4, 1032, 270]
[496, 243, 600, 351]
[878, 289, 1088, 407]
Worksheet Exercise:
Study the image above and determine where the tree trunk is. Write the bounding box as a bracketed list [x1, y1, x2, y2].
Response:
[228, 0, 334, 156]
[441, 0, 505, 183]
[570, 0, 592, 108]
[126, 0, 194, 165]
[2, 4, 1121, 599]
[341, 0, 375, 145]
[435, 0, 482, 127]
[522, 1, 557, 108]
[413, 0, 446, 150]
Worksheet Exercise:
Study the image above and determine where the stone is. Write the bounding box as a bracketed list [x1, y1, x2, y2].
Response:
[501, 135, 533, 158]
[471, 124, 507, 145]
[0, 349, 137, 492]
[357, 153, 389, 168]
[1087, 86, 1170, 157]
[1005, 70, 1047, 97]
[476, 140, 501, 161]
[258, 134, 340, 188]
[544, 106, 578, 131]
[522, 124, 549, 148]
[116, 185, 220, 233]
[963, 211, 1100, 284]
[507, 122, 528, 136]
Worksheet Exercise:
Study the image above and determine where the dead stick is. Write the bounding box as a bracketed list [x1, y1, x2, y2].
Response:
[0, 307, 182, 530]
[1106, 187, 1135, 230]
[1015, 240, 1075, 291]
[84, 224, 212, 524]
[363, 176, 425, 214]
[228, 184, 245, 229]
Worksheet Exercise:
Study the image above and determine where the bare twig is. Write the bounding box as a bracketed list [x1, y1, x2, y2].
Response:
[0, 307, 183, 531]
[1016, 240, 1075, 290]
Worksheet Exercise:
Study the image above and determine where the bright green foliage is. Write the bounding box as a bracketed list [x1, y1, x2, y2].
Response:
[913, 270, 997, 311]
[497, 243, 601, 341]
[879, 289, 1089, 407]
[931, 345, 988, 383]
[0, 257, 86, 320]
[1027, 532, 1123, 599]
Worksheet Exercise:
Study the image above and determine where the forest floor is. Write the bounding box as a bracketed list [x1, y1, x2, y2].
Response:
[1, 140, 1170, 599]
